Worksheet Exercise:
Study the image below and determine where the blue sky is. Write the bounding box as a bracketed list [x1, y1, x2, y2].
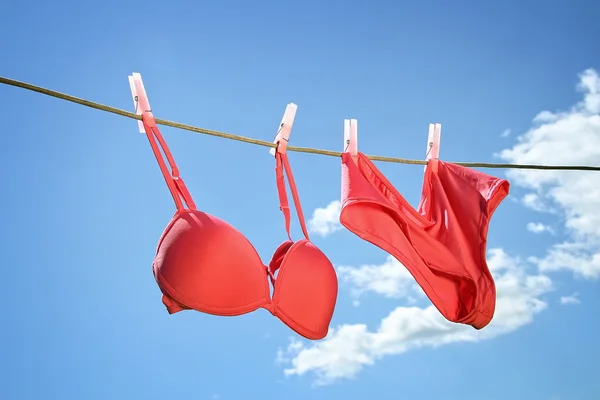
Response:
[2, 1, 600, 399]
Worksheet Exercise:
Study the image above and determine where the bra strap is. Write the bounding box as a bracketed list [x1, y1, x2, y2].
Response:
[141, 113, 197, 211]
[275, 151, 310, 241]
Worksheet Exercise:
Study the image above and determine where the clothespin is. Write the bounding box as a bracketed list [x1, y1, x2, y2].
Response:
[344, 119, 358, 164]
[425, 123, 442, 172]
[128, 72, 152, 133]
[269, 103, 298, 156]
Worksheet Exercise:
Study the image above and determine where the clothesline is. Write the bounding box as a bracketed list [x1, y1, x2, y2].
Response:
[1, 75, 599, 172]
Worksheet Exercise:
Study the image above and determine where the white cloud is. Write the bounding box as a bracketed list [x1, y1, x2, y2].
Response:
[278, 249, 552, 385]
[521, 193, 556, 213]
[500, 128, 512, 138]
[498, 68, 600, 279]
[337, 255, 423, 303]
[529, 242, 600, 280]
[307, 200, 342, 237]
[526, 222, 555, 235]
[560, 293, 581, 305]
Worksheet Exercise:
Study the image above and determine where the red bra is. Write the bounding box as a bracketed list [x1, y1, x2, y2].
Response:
[139, 113, 338, 340]
[340, 152, 509, 329]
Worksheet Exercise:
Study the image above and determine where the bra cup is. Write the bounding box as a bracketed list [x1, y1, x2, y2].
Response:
[267, 240, 294, 277]
[271, 239, 338, 340]
[154, 210, 270, 315]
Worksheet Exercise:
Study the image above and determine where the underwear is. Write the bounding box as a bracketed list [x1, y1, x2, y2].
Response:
[340, 151, 509, 329]
[139, 112, 338, 340]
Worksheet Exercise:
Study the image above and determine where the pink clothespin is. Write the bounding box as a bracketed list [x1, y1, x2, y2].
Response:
[269, 103, 298, 156]
[425, 123, 442, 172]
[344, 119, 358, 164]
[128, 72, 152, 133]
